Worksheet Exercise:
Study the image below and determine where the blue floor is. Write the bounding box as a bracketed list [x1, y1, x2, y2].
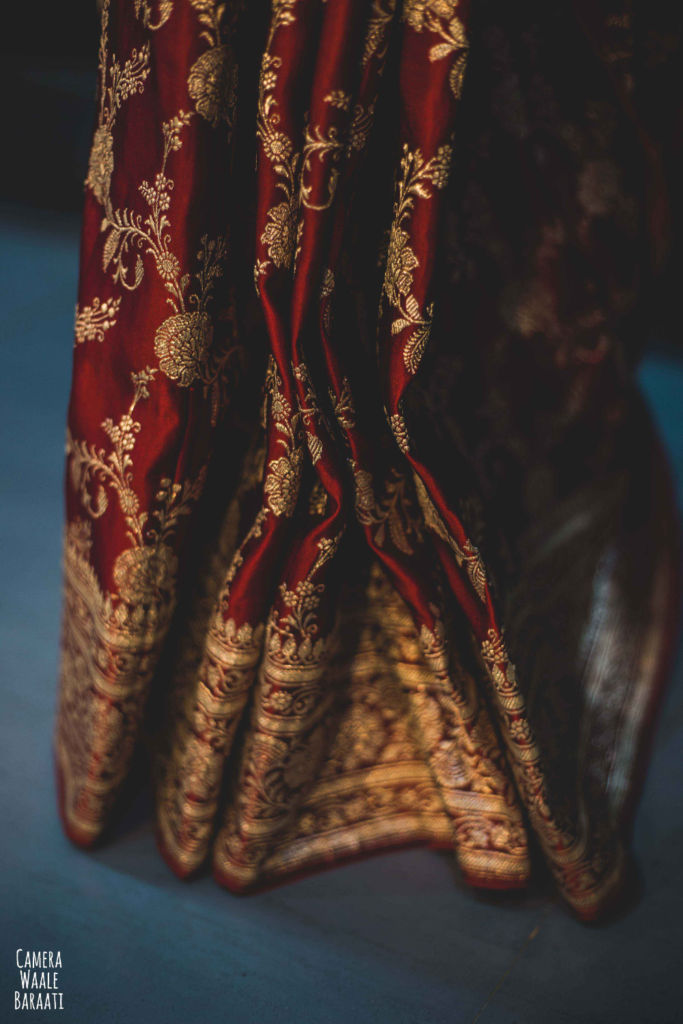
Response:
[1, 203, 682, 1023]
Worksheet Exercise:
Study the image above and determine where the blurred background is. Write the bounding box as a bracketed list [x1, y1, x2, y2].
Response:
[1, 3, 682, 1022]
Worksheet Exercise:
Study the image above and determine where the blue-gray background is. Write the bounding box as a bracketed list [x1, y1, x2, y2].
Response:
[1, 21, 682, 1023]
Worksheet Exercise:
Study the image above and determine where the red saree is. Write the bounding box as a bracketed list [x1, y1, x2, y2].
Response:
[56, 0, 680, 921]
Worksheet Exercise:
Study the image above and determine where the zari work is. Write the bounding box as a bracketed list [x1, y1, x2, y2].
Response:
[56, 0, 681, 922]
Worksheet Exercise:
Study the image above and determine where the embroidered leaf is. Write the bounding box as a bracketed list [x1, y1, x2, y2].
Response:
[391, 318, 410, 335]
[388, 510, 413, 555]
[405, 294, 420, 319]
[429, 43, 455, 62]
[450, 52, 467, 99]
[102, 228, 120, 270]
[134, 255, 144, 287]
[448, 17, 467, 48]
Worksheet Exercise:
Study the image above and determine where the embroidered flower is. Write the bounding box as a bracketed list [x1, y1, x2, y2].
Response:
[384, 225, 418, 305]
[261, 200, 297, 269]
[261, 69, 277, 92]
[268, 689, 293, 712]
[188, 45, 237, 129]
[118, 490, 140, 516]
[86, 126, 114, 207]
[429, 144, 453, 189]
[403, 0, 458, 31]
[264, 449, 303, 517]
[262, 131, 293, 164]
[154, 251, 181, 282]
[113, 544, 178, 603]
[154, 311, 213, 386]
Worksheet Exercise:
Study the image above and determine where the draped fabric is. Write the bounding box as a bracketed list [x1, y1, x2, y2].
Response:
[56, 0, 680, 921]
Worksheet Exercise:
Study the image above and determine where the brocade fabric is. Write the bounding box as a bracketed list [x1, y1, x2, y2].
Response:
[56, 0, 681, 920]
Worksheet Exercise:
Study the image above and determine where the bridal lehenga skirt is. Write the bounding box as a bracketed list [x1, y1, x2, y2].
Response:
[56, 0, 681, 920]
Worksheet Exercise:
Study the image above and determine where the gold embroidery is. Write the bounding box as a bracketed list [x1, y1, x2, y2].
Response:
[57, 518, 174, 842]
[93, 104, 231, 396]
[330, 376, 355, 430]
[300, 119, 345, 211]
[402, 0, 469, 99]
[320, 268, 335, 334]
[324, 90, 351, 111]
[293, 361, 327, 465]
[389, 409, 410, 454]
[257, 562, 529, 887]
[187, 0, 238, 130]
[308, 479, 328, 516]
[352, 464, 423, 555]
[134, 0, 173, 31]
[59, 368, 205, 842]
[476, 627, 616, 907]
[256, 17, 300, 278]
[153, 233, 227, 388]
[362, 0, 397, 67]
[346, 101, 375, 154]
[264, 360, 304, 517]
[413, 474, 487, 601]
[67, 367, 157, 528]
[87, 0, 150, 216]
[100, 111, 191, 291]
[74, 296, 121, 345]
[384, 144, 452, 375]
[67, 368, 205, 550]
[268, 0, 300, 38]
[214, 533, 343, 886]
[156, 437, 269, 872]
[320, 268, 335, 299]
[269, 532, 343, 670]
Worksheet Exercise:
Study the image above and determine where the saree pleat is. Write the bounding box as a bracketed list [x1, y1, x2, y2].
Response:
[56, 0, 680, 920]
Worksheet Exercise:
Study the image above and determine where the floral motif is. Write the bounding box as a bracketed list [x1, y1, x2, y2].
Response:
[74, 296, 121, 344]
[67, 368, 205, 552]
[113, 543, 178, 603]
[154, 311, 213, 385]
[479, 627, 578, 865]
[134, 0, 173, 31]
[308, 480, 328, 516]
[362, 0, 397, 66]
[250, 563, 530, 889]
[86, 0, 150, 216]
[384, 225, 419, 306]
[413, 474, 488, 601]
[261, 200, 298, 269]
[300, 121, 345, 211]
[87, 126, 115, 209]
[403, 0, 469, 98]
[383, 145, 452, 375]
[389, 410, 410, 454]
[330, 377, 355, 430]
[256, 41, 301, 283]
[59, 365, 206, 844]
[265, 454, 303, 516]
[187, 0, 239, 130]
[263, 360, 304, 517]
[347, 102, 375, 154]
[352, 463, 423, 555]
[324, 90, 351, 111]
[93, 96, 230, 397]
[188, 46, 236, 127]
[213, 529, 344, 887]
